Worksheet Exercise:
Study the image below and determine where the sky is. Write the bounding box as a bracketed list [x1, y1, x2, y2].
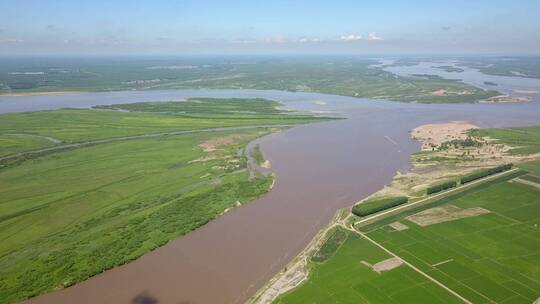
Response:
[1, 0, 540, 55]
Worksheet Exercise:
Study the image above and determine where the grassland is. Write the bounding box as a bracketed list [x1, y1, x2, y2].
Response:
[0, 56, 498, 103]
[471, 126, 540, 155]
[0, 98, 326, 303]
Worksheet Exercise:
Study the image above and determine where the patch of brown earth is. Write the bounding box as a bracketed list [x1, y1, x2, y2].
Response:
[406, 205, 490, 227]
[412, 121, 479, 149]
[371, 257, 403, 273]
[513, 178, 540, 190]
[431, 89, 448, 96]
[199, 135, 245, 152]
[389, 222, 409, 231]
[480, 95, 530, 103]
[512, 89, 539, 95]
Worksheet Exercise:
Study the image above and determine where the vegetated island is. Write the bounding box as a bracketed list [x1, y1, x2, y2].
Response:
[0, 98, 332, 303]
[253, 122, 540, 304]
[433, 65, 465, 73]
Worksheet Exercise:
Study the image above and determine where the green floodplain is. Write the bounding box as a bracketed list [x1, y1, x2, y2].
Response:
[0, 98, 328, 303]
[276, 158, 540, 304]
[0, 57, 502, 103]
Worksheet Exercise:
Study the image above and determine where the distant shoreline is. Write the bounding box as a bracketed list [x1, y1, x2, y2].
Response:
[0, 91, 81, 97]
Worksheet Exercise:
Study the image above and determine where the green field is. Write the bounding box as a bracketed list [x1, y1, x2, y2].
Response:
[0, 56, 499, 103]
[471, 125, 540, 155]
[0, 98, 326, 303]
[275, 228, 463, 304]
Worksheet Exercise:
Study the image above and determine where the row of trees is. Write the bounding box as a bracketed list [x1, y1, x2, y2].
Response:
[352, 196, 409, 217]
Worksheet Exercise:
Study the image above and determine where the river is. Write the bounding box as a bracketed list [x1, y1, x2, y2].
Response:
[2, 62, 539, 304]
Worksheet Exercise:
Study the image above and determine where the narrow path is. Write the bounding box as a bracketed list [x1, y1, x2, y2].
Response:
[350, 227, 473, 304]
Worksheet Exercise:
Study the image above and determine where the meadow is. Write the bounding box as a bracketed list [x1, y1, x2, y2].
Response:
[472, 125, 540, 155]
[0, 98, 326, 303]
[0, 56, 498, 103]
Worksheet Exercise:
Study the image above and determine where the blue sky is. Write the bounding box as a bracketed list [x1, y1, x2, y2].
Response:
[1, 0, 539, 55]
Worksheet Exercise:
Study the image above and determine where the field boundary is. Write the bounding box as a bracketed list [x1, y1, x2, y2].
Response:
[353, 167, 522, 228]
[351, 227, 473, 304]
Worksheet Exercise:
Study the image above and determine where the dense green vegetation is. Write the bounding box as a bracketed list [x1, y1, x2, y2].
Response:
[460, 164, 513, 184]
[0, 56, 499, 103]
[276, 229, 463, 304]
[426, 179, 457, 194]
[311, 227, 348, 263]
[433, 66, 465, 73]
[0, 98, 326, 303]
[471, 125, 540, 155]
[352, 196, 409, 217]
[358, 165, 540, 304]
[94, 97, 284, 115]
[251, 144, 265, 166]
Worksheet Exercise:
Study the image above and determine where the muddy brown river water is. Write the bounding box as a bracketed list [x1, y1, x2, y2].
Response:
[3, 66, 540, 304]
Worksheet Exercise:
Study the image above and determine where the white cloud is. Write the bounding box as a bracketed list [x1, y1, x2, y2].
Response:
[337, 34, 363, 41]
[298, 37, 321, 43]
[367, 32, 383, 41]
[266, 35, 289, 44]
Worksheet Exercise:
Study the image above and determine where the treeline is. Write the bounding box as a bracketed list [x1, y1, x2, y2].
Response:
[426, 180, 457, 194]
[460, 164, 513, 184]
[352, 196, 409, 217]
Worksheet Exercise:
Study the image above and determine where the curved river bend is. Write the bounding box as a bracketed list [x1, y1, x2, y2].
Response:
[2, 69, 539, 304]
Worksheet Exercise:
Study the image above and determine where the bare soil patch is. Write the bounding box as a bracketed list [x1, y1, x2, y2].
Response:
[480, 95, 529, 103]
[512, 89, 539, 94]
[370, 257, 403, 273]
[389, 222, 409, 231]
[406, 205, 490, 227]
[513, 178, 540, 190]
[431, 89, 448, 96]
[412, 121, 479, 149]
[199, 135, 245, 152]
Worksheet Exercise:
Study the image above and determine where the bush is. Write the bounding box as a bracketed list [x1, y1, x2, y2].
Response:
[460, 163, 513, 184]
[351, 196, 409, 217]
[426, 180, 457, 194]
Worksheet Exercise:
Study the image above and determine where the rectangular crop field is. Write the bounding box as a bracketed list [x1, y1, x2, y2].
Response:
[358, 170, 540, 304]
[274, 228, 464, 304]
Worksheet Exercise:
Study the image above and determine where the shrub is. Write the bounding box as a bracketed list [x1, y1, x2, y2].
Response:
[351, 196, 409, 217]
[460, 163, 513, 184]
[426, 180, 457, 194]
